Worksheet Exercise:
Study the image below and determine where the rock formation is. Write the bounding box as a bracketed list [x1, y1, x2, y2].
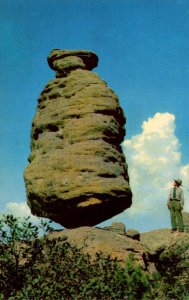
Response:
[141, 216, 189, 256]
[47, 216, 189, 274]
[47, 225, 156, 273]
[24, 49, 132, 228]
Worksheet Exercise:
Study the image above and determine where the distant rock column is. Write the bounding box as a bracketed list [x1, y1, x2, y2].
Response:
[24, 49, 132, 228]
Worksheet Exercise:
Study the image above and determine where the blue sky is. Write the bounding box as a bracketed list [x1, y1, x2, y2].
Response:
[0, 0, 189, 232]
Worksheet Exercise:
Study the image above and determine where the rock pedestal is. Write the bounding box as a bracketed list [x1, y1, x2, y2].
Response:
[24, 49, 132, 228]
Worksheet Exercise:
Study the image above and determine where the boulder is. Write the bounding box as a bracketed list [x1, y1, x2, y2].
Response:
[24, 49, 132, 228]
[104, 222, 126, 235]
[126, 229, 140, 241]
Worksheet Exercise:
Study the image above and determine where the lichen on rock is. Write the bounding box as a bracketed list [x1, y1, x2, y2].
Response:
[24, 49, 132, 228]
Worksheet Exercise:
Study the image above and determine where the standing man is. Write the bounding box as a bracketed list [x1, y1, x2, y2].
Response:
[167, 179, 184, 233]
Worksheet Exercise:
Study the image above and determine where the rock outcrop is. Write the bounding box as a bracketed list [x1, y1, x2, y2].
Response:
[48, 225, 156, 273]
[141, 215, 189, 256]
[47, 218, 189, 275]
[24, 49, 132, 228]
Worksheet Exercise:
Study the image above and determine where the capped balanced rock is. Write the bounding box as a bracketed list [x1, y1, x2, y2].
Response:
[24, 49, 132, 228]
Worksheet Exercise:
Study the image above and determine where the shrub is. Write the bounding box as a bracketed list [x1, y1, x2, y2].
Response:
[155, 242, 189, 299]
[0, 214, 53, 298]
[0, 214, 158, 299]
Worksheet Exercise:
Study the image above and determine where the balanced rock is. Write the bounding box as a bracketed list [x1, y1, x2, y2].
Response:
[24, 49, 132, 228]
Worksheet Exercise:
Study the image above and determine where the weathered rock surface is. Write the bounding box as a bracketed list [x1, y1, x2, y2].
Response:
[47, 217, 189, 275]
[24, 49, 132, 228]
[104, 222, 126, 235]
[126, 229, 140, 241]
[47, 225, 156, 273]
[141, 212, 189, 256]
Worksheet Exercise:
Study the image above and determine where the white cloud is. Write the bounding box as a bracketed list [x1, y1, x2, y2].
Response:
[5, 202, 40, 222]
[121, 112, 189, 223]
[4, 201, 52, 227]
[6, 202, 32, 217]
[4, 201, 62, 230]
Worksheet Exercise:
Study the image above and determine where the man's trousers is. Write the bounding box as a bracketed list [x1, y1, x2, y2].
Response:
[169, 200, 184, 231]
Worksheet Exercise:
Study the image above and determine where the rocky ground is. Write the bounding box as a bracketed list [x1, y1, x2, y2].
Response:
[141, 227, 189, 255]
[47, 212, 189, 276]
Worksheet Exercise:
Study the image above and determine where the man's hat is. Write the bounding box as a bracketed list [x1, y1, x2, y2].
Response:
[174, 178, 182, 186]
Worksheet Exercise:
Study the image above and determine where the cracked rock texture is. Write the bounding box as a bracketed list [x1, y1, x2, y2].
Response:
[24, 49, 132, 228]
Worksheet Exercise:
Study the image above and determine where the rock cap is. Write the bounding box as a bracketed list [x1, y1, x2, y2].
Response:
[47, 49, 98, 75]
